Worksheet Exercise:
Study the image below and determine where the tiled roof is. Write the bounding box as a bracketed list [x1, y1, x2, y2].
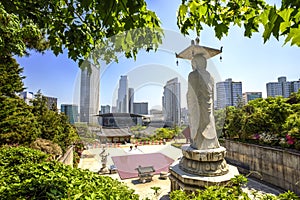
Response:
[101, 128, 132, 137]
[97, 113, 144, 117]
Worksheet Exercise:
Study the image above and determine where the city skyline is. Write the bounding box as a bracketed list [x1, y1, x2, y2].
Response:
[16, 0, 300, 110]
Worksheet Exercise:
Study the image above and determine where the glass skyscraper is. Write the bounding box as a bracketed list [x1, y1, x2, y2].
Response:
[117, 75, 128, 113]
[162, 77, 181, 126]
[80, 63, 100, 124]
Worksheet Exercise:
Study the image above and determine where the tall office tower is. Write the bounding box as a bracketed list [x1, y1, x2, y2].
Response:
[162, 77, 181, 126]
[80, 63, 100, 124]
[216, 78, 242, 109]
[61, 104, 79, 124]
[267, 76, 293, 98]
[117, 75, 128, 113]
[243, 92, 262, 104]
[128, 88, 134, 113]
[100, 105, 111, 114]
[133, 102, 148, 115]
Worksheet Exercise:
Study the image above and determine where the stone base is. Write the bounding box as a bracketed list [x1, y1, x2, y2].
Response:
[179, 145, 229, 176]
[169, 160, 239, 192]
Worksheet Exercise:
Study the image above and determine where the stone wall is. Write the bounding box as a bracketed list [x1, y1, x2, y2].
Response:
[222, 140, 300, 195]
[58, 146, 74, 167]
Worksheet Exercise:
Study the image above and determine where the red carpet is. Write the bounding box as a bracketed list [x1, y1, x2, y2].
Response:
[112, 153, 174, 180]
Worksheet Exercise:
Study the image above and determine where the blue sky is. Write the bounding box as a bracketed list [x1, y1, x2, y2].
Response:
[17, 0, 300, 110]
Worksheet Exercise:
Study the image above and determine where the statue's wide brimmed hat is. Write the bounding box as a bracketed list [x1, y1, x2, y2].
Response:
[176, 39, 222, 60]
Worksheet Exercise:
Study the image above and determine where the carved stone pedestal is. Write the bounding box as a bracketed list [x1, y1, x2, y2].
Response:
[169, 144, 239, 193]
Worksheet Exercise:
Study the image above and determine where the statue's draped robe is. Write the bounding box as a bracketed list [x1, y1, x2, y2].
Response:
[187, 68, 220, 150]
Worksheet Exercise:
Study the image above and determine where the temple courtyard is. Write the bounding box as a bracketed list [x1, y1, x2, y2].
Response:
[78, 141, 284, 199]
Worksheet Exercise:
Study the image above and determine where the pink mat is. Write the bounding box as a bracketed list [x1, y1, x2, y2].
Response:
[112, 153, 174, 180]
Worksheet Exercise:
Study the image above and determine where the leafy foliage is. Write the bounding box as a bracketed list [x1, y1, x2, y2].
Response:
[31, 92, 79, 152]
[222, 91, 300, 150]
[0, 57, 24, 97]
[1, 0, 162, 67]
[0, 96, 40, 146]
[170, 175, 299, 200]
[170, 175, 250, 200]
[0, 146, 139, 200]
[178, 0, 300, 47]
[0, 146, 49, 168]
[214, 109, 226, 137]
[0, 3, 46, 57]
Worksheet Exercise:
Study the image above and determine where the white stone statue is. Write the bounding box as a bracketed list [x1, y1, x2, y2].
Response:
[187, 53, 220, 150]
[100, 147, 109, 165]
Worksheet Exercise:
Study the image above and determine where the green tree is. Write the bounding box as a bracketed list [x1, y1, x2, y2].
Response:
[0, 57, 24, 97]
[214, 109, 226, 137]
[287, 90, 300, 105]
[223, 106, 243, 139]
[0, 96, 40, 146]
[254, 97, 292, 135]
[178, 0, 300, 46]
[155, 128, 174, 140]
[0, 1, 162, 67]
[31, 92, 78, 152]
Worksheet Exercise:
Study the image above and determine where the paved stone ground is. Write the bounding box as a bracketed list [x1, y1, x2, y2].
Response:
[78, 142, 285, 200]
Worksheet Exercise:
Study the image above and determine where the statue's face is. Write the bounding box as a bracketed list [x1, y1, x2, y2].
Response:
[192, 54, 207, 70]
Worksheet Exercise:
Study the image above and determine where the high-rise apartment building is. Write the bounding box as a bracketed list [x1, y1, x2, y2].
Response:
[266, 76, 300, 98]
[61, 104, 79, 124]
[293, 80, 300, 93]
[243, 92, 262, 104]
[19, 91, 34, 105]
[162, 77, 181, 126]
[117, 75, 128, 113]
[266, 82, 282, 97]
[43, 96, 58, 110]
[133, 102, 148, 115]
[216, 78, 242, 109]
[19, 91, 57, 110]
[100, 105, 111, 114]
[80, 63, 100, 124]
[128, 88, 134, 113]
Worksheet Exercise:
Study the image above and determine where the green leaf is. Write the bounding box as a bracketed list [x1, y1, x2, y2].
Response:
[280, 21, 291, 33]
[199, 4, 207, 18]
[189, 0, 200, 13]
[278, 8, 294, 22]
[262, 7, 278, 43]
[214, 23, 229, 39]
[178, 4, 188, 19]
[294, 8, 300, 23]
[290, 26, 300, 46]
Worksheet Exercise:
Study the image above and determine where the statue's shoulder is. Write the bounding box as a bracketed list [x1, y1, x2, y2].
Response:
[188, 70, 199, 78]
